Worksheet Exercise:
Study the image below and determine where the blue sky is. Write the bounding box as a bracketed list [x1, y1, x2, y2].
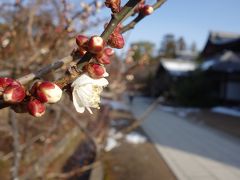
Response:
[124, 0, 240, 51]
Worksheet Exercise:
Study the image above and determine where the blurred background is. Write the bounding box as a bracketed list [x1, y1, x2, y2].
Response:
[0, 0, 240, 179]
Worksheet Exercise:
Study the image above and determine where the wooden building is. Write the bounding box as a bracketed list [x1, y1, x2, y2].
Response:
[200, 31, 240, 104]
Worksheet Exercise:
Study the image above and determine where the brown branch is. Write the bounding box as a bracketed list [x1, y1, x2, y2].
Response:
[2, 107, 62, 161]
[16, 55, 75, 85]
[121, 0, 166, 33]
[9, 109, 21, 180]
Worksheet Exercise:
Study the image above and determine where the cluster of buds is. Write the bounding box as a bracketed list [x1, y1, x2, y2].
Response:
[0, 78, 26, 103]
[73, 33, 116, 114]
[0, 77, 63, 118]
[28, 81, 63, 117]
[75, 34, 116, 78]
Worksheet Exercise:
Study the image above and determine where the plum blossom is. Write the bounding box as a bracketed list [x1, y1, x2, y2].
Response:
[71, 73, 108, 114]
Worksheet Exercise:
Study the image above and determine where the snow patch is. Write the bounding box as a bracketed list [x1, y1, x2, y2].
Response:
[125, 132, 147, 144]
[212, 107, 240, 117]
[159, 105, 200, 117]
[105, 137, 119, 152]
[104, 128, 123, 152]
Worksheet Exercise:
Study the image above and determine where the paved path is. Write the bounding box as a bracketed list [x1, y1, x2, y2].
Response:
[131, 97, 240, 180]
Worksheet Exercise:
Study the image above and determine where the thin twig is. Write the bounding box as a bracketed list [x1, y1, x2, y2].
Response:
[46, 161, 100, 179]
[16, 55, 74, 85]
[9, 110, 21, 180]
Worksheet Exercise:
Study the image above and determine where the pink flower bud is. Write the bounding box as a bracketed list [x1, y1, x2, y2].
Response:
[36, 82, 62, 103]
[104, 48, 115, 57]
[0, 77, 14, 95]
[108, 33, 125, 49]
[105, 0, 121, 13]
[85, 63, 108, 78]
[27, 99, 46, 117]
[96, 53, 111, 64]
[88, 36, 105, 54]
[3, 85, 26, 103]
[141, 5, 154, 16]
[76, 35, 89, 47]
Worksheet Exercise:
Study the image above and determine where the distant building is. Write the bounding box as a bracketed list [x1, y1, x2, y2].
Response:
[201, 31, 240, 59]
[151, 50, 198, 97]
[200, 31, 240, 103]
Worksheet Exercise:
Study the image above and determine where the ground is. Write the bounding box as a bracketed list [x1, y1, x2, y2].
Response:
[103, 107, 176, 180]
[187, 110, 240, 138]
[131, 97, 240, 180]
[103, 140, 176, 180]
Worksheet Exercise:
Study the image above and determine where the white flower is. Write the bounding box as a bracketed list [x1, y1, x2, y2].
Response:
[71, 73, 108, 114]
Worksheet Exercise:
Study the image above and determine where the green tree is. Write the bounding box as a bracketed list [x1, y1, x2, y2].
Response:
[130, 41, 155, 62]
[160, 34, 176, 58]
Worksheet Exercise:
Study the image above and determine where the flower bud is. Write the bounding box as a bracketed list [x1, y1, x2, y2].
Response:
[36, 82, 62, 103]
[105, 0, 121, 13]
[104, 48, 115, 57]
[85, 63, 108, 78]
[0, 77, 14, 95]
[76, 35, 89, 47]
[3, 85, 26, 103]
[96, 53, 111, 64]
[27, 99, 46, 117]
[108, 33, 125, 49]
[134, 0, 145, 13]
[141, 5, 154, 16]
[88, 36, 105, 54]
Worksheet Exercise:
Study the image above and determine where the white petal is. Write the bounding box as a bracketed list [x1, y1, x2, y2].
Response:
[71, 74, 94, 87]
[72, 88, 85, 113]
[72, 74, 108, 87]
[102, 71, 109, 77]
[92, 78, 109, 87]
[76, 85, 92, 106]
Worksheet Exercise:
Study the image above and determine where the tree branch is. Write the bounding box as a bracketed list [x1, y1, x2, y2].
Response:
[17, 55, 74, 85]
[121, 0, 166, 33]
